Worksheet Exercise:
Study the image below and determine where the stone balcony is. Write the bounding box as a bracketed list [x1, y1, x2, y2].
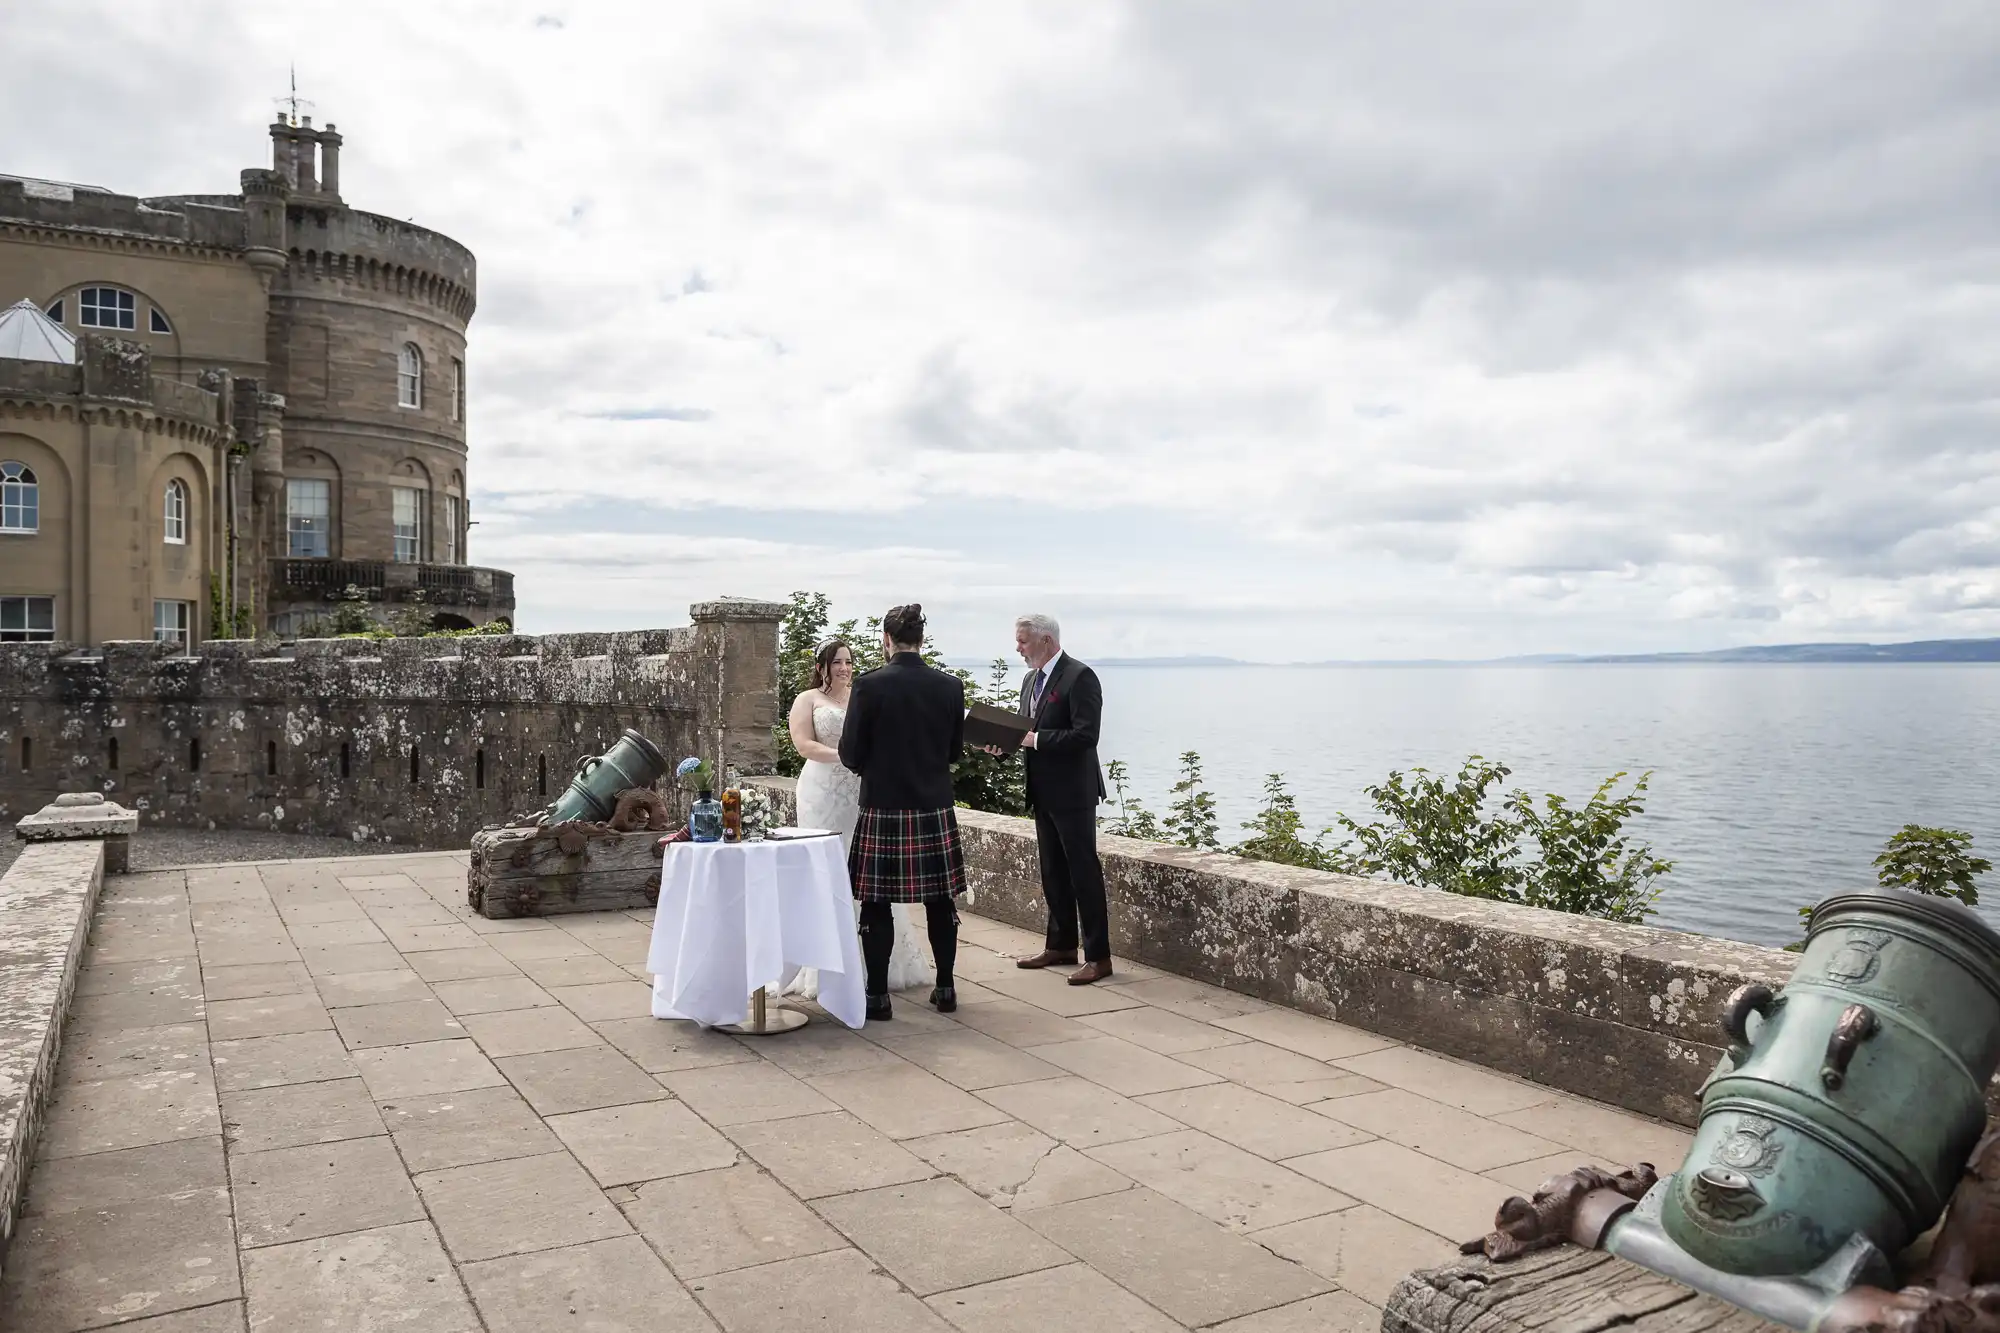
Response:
[267, 557, 516, 631]
[0, 848, 1692, 1332]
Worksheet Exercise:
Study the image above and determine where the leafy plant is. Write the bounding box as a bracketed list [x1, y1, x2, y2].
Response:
[1230, 773, 1338, 870]
[675, 756, 717, 794]
[1505, 773, 1669, 923]
[1331, 757, 1523, 901]
[1164, 751, 1221, 850]
[1875, 825, 1989, 905]
[1102, 760, 1164, 840]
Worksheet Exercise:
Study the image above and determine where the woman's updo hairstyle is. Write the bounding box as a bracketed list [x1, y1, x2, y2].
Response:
[883, 603, 926, 648]
[809, 640, 849, 692]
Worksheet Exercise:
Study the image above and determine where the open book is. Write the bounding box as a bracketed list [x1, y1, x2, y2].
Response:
[964, 701, 1031, 754]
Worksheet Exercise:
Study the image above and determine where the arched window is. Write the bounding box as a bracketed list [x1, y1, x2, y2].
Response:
[0, 461, 36, 533]
[79, 287, 137, 330]
[163, 479, 187, 545]
[149, 308, 173, 335]
[397, 343, 423, 409]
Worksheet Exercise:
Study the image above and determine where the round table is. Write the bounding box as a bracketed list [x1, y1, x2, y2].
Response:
[645, 836, 866, 1032]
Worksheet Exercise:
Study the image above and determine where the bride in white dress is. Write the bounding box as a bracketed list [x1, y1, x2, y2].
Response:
[781, 640, 934, 997]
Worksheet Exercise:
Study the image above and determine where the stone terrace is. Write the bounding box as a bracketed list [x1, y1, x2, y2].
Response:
[1, 851, 1693, 1332]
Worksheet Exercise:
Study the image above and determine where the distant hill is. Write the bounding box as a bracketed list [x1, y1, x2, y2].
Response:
[955, 637, 2000, 669]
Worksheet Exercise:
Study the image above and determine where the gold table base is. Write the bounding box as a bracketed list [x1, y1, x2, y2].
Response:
[720, 986, 810, 1036]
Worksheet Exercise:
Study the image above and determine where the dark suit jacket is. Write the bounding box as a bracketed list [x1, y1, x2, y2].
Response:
[839, 652, 966, 811]
[1018, 654, 1106, 810]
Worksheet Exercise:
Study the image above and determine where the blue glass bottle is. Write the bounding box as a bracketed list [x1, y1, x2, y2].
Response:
[689, 789, 724, 843]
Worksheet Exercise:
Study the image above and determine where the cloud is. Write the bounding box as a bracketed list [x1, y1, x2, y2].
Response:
[5, 0, 1999, 656]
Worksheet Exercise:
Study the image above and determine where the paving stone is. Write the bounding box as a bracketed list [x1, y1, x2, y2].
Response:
[497, 1044, 667, 1115]
[329, 998, 468, 1048]
[58, 1021, 209, 1084]
[1312, 1088, 1567, 1172]
[878, 1029, 1064, 1091]
[461, 1004, 603, 1056]
[660, 1057, 839, 1125]
[312, 968, 434, 1009]
[74, 958, 199, 996]
[0, 1183, 240, 1329]
[1283, 1139, 1515, 1241]
[221, 1077, 385, 1154]
[24, 1135, 225, 1217]
[68, 980, 206, 1032]
[1176, 1039, 1344, 1087]
[1113, 975, 1270, 1021]
[817, 1176, 1073, 1295]
[976, 970, 1146, 1017]
[212, 1030, 356, 1092]
[924, 1262, 1182, 1333]
[1211, 1009, 1400, 1062]
[744, 1022, 906, 1077]
[198, 938, 304, 969]
[1135, 1083, 1375, 1161]
[381, 921, 485, 952]
[489, 931, 598, 961]
[976, 1075, 1182, 1150]
[231, 1134, 424, 1247]
[241, 1220, 478, 1332]
[353, 1037, 506, 1100]
[276, 899, 371, 925]
[1210, 1290, 1381, 1332]
[1077, 1004, 1252, 1054]
[39, 1067, 221, 1158]
[206, 993, 332, 1041]
[809, 1061, 1014, 1140]
[1247, 1203, 1462, 1305]
[463, 1234, 715, 1333]
[595, 1016, 757, 1072]
[430, 974, 556, 1015]
[726, 1111, 935, 1199]
[377, 1082, 563, 1173]
[514, 952, 633, 987]
[1489, 1095, 1694, 1166]
[694, 1247, 953, 1333]
[548, 1099, 739, 1186]
[951, 998, 1098, 1048]
[1025, 1035, 1223, 1097]
[201, 962, 315, 1001]
[1331, 1046, 1548, 1116]
[1274, 1074, 1388, 1105]
[405, 944, 523, 982]
[297, 942, 406, 976]
[549, 980, 655, 1020]
[417, 1149, 631, 1263]
[1085, 1128, 1354, 1233]
[286, 918, 387, 948]
[623, 1163, 845, 1278]
[113, 1302, 249, 1331]
[1021, 1186, 1329, 1326]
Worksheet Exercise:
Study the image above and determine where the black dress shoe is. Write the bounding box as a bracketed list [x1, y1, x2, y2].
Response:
[929, 986, 957, 1013]
[866, 994, 893, 1022]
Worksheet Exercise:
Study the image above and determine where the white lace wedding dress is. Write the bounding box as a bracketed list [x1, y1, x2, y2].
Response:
[780, 701, 934, 996]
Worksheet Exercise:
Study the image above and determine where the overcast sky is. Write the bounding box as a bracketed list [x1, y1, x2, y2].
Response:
[7, 1, 1999, 662]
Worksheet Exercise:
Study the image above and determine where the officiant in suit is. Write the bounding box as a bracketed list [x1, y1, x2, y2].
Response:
[1011, 613, 1113, 984]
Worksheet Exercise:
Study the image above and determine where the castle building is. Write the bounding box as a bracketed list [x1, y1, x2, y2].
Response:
[0, 116, 515, 645]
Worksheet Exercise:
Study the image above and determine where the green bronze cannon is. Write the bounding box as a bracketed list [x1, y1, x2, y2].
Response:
[546, 729, 667, 825]
[1595, 887, 2000, 1329]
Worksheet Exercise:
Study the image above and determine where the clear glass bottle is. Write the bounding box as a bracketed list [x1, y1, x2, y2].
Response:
[689, 789, 724, 843]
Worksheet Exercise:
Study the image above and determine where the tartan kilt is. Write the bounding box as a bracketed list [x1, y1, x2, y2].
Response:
[849, 807, 968, 903]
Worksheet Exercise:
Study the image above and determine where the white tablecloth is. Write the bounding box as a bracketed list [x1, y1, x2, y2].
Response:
[647, 837, 866, 1029]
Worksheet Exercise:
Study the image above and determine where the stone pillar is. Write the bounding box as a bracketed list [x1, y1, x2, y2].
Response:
[15, 792, 139, 874]
[689, 598, 787, 778]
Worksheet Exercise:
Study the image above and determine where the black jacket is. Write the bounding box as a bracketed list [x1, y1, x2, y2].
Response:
[1019, 654, 1106, 810]
[839, 652, 966, 811]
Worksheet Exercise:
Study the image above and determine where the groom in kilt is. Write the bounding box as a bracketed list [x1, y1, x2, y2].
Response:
[838, 603, 967, 1021]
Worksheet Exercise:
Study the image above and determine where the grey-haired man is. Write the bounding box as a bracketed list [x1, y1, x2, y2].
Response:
[1010, 614, 1112, 984]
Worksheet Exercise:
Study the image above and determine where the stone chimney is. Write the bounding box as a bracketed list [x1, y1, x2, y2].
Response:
[294, 116, 319, 193]
[269, 119, 298, 187]
[319, 123, 342, 199]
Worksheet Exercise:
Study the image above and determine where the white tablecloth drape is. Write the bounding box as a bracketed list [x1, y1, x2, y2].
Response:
[647, 837, 866, 1029]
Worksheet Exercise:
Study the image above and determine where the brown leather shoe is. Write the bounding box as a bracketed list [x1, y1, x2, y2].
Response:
[1067, 960, 1114, 986]
[1016, 949, 1079, 970]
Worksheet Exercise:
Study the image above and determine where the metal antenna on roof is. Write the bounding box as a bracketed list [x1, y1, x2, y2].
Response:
[274, 65, 315, 126]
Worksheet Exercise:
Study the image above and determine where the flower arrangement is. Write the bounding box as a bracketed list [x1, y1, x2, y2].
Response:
[739, 785, 769, 841]
[675, 756, 716, 794]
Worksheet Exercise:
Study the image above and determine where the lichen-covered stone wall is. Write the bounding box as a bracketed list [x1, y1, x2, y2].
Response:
[0, 599, 785, 847]
[745, 775, 1792, 1126]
